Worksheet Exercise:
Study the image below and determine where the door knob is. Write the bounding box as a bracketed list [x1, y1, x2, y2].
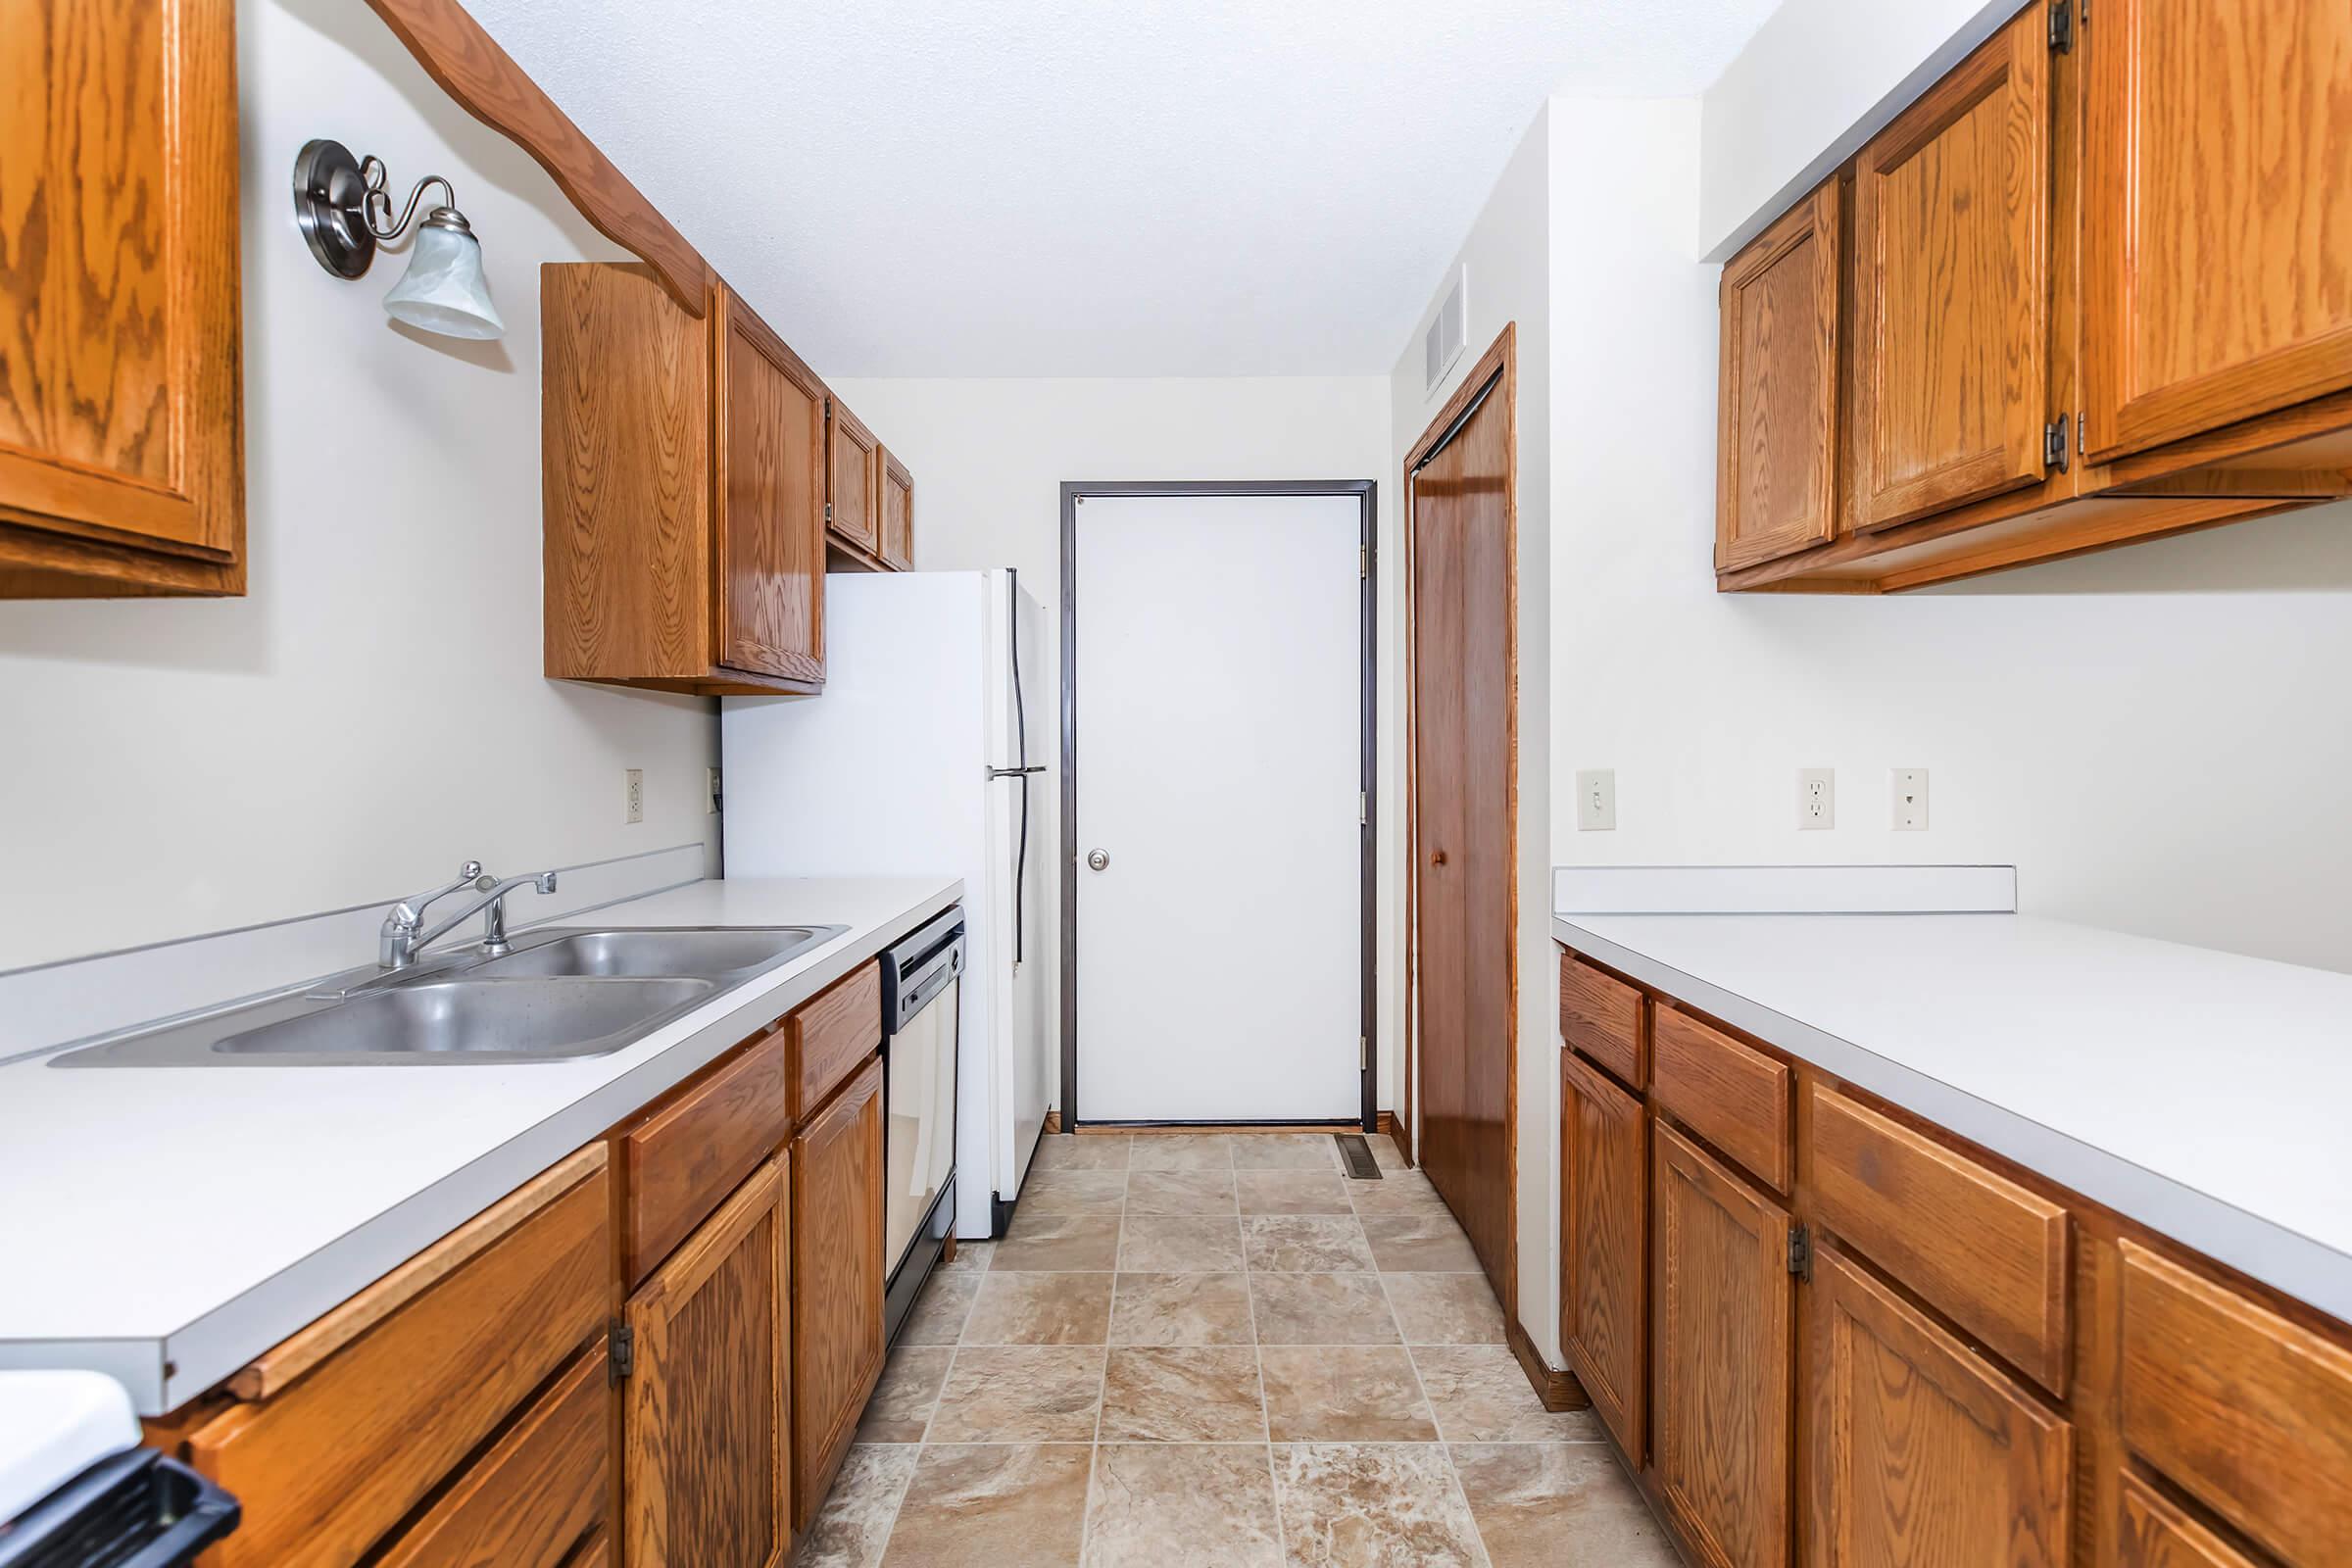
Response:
[1087, 849, 1110, 872]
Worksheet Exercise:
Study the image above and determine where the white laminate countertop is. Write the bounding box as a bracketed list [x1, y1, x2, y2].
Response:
[1553, 910, 2352, 1324]
[0, 876, 961, 1415]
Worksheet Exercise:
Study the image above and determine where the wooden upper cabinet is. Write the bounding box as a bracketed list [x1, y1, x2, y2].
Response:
[827, 399, 882, 557]
[1807, 1242, 2072, 1568]
[879, 449, 915, 569]
[1716, 180, 1840, 572]
[1560, 1050, 1647, 1462]
[0, 0, 244, 598]
[789, 1054, 885, 1531]
[2082, 0, 2352, 464]
[1851, 7, 2051, 529]
[624, 1156, 792, 1568]
[542, 266, 824, 695]
[1652, 1120, 1792, 1568]
[716, 290, 826, 686]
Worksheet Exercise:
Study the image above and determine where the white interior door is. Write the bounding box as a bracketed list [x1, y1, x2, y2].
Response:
[1073, 490, 1363, 1123]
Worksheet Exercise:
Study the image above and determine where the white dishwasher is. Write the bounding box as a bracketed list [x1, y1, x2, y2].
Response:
[879, 906, 963, 1345]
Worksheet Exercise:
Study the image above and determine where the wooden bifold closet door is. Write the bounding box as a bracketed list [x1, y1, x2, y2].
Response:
[1408, 335, 1515, 1302]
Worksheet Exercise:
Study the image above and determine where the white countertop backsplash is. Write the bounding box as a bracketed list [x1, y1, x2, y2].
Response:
[0, 871, 961, 1414]
[1553, 866, 2352, 1325]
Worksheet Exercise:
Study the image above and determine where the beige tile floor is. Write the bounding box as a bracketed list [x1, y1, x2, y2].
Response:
[793, 1132, 1679, 1568]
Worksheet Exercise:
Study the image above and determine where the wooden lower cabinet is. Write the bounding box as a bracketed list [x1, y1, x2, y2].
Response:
[1560, 1048, 1647, 1459]
[1806, 1243, 2072, 1568]
[1557, 940, 2352, 1568]
[790, 1053, 887, 1530]
[624, 1156, 792, 1568]
[1652, 1120, 1792, 1568]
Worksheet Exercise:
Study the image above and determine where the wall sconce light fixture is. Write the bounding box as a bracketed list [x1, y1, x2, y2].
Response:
[292, 139, 507, 341]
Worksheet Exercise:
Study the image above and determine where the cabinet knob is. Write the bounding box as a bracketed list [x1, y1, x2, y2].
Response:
[1430, 849, 1447, 866]
[1086, 849, 1110, 872]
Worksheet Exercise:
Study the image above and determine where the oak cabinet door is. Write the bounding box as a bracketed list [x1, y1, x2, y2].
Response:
[715, 289, 826, 685]
[624, 1157, 791, 1568]
[2082, 0, 2352, 463]
[879, 449, 914, 569]
[827, 400, 882, 556]
[1561, 1050, 1646, 1461]
[1717, 181, 1840, 572]
[1851, 7, 2051, 529]
[1652, 1120, 1793, 1568]
[0, 0, 244, 593]
[1807, 1242, 2071, 1568]
[790, 1054, 886, 1531]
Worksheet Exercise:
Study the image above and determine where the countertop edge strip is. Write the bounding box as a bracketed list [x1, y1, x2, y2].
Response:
[1552, 914, 2352, 1329]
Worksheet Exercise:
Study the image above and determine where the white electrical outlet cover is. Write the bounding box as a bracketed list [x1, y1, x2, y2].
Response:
[624, 767, 644, 825]
[1798, 767, 1835, 830]
[1575, 769, 1616, 831]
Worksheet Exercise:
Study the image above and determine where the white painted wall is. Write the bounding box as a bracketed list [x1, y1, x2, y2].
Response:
[1698, 0, 2023, 259]
[821, 375, 1396, 1107]
[0, 0, 719, 969]
[1558, 107, 2352, 979]
[1388, 105, 1558, 1361]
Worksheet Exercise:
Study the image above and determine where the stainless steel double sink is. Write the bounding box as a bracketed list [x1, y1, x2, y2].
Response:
[50, 926, 846, 1068]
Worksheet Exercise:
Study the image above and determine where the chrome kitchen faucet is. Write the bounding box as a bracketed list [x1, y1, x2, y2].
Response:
[379, 860, 560, 968]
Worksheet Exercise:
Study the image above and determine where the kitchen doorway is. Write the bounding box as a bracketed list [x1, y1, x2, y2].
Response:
[1404, 325, 1518, 1304]
[1060, 482, 1375, 1129]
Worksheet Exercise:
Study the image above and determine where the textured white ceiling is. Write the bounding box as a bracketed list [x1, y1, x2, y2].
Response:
[463, 0, 1779, 376]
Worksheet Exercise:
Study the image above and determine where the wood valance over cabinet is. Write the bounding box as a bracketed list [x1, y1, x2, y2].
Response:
[1717, 0, 2352, 593]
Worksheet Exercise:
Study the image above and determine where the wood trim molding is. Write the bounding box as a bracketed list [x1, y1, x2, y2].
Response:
[362, 0, 712, 318]
[226, 1145, 609, 1401]
[1506, 1315, 1588, 1413]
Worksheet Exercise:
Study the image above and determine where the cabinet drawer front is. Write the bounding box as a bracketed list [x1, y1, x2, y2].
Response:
[790, 960, 882, 1119]
[624, 1025, 792, 1284]
[1651, 1006, 1790, 1191]
[2117, 1472, 2259, 1568]
[1560, 1049, 1646, 1460]
[1808, 1085, 2070, 1394]
[2120, 1241, 2352, 1566]
[376, 1345, 611, 1568]
[190, 1152, 612, 1568]
[1808, 1242, 2071, 1568]
[1558, 953, 1644, 1087]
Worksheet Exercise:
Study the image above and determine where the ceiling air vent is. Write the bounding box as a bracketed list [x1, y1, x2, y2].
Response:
[1425, 266, 1468, 396]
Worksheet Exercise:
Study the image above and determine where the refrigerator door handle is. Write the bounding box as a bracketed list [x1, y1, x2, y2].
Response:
[987, 764, 1047, 778]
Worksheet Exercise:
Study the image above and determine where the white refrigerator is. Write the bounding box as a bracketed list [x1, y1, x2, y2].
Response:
[721, 569, 1051, 1239]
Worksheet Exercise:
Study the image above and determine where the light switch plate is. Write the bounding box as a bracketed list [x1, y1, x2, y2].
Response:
[1799, 768, 1835, 830]
[1576, 769, 1616, 831]
[1891, 767, 1929, 830]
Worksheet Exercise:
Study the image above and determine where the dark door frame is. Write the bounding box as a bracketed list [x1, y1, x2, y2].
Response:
[1059, 479, 1377, 1133]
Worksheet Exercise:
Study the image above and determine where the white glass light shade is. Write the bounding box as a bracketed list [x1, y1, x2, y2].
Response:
[381, 216, 505, 340]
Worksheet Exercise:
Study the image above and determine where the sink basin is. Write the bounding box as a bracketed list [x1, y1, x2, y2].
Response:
[467, 926, 835, 982]
[214, 977, 716, 1063]
[47, 922, 846, 1069]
